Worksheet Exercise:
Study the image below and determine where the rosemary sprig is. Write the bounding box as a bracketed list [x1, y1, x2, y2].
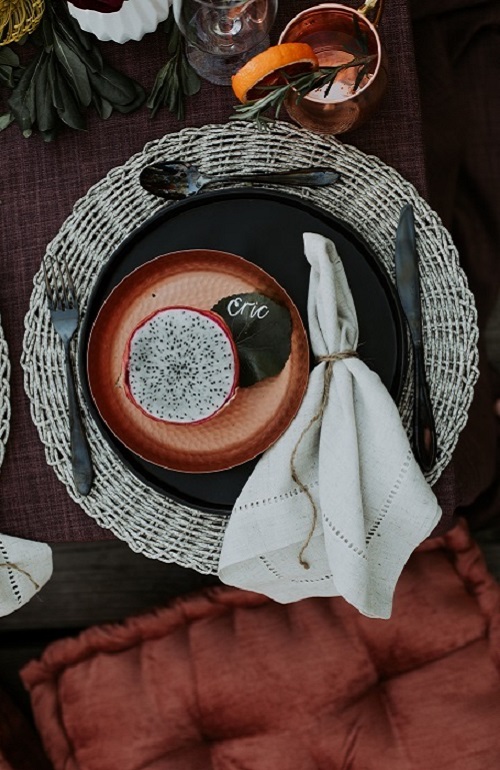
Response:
[147, 14, 200, 121]
[232, 54, 376, 128]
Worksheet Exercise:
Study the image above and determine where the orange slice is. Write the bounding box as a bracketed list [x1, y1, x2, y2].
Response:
[232, 43, 319, 104]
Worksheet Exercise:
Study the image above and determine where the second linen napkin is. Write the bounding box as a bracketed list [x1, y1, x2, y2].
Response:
[0, 534, 52, 617]
[218, 233, 441, 618]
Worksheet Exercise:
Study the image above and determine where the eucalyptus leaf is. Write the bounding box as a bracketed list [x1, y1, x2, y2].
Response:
[93, 95, 113, 119]
[115, 79, 146, 113]
[41, 127, 58, 142]
[181, 57, 201, 97]
[56, 16, 104, 73]
[148, 16, 200, 120]
[55, 73, 86, 130]
[212, 293, 292, 387]
[0, 48, 20, 68]
[4, 0, 146, 140]
[0, 65, 16, 89]
[166, 16, 181, 55]
[34, 56, 56, 133]
[8, 52, 43, 131]
[40, 12, 55, 49]
[48, 52, 65, 112]
[53, 32, 92, 106]
[87, 66, 145, 110]
[88, 65, 138, 104]
[167, 79, 180, 113]
[0, 113, 14, 131]
[147, 62, 170, 118]
[57, 4, 101, 58]
[29, 18, 49, 48]
[64, 37, 102, 74]
[149, 63, 169, 94]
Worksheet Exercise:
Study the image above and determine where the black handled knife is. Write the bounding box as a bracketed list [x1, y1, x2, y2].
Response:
[395, 203, 437, 472]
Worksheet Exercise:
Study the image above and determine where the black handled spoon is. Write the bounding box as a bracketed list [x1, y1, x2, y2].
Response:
[139, 161, 341, 201]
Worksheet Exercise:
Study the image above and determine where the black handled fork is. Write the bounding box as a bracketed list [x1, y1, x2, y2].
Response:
[43, 255, 93, 496]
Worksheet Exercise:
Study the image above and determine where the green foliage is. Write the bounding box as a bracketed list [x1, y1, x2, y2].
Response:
[147, 15, 200, 121]
[0, 47, 23, 88]
[1, 0, 145, 141]
[212, 292, 292, 387]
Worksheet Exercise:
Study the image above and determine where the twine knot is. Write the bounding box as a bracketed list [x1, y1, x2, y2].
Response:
[317, 351, 359, 364]
[291, 349, 359, 568]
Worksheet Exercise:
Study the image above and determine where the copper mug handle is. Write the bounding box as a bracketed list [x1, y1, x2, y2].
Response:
[358, 0, 384, 27]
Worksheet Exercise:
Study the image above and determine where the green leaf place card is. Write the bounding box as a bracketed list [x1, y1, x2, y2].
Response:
[212, 292, 292, 388]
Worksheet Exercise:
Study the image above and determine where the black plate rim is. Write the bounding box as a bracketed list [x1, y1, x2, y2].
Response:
[78, 187, 408, 515]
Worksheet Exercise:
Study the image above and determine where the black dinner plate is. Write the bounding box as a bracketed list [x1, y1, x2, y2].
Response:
[79, 188, 407, 514]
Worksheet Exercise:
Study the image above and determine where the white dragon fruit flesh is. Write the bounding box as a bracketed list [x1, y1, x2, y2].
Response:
[123, 306, 239, 424]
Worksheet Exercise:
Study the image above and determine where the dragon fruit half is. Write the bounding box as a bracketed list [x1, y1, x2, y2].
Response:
[123, 306, 239, 425]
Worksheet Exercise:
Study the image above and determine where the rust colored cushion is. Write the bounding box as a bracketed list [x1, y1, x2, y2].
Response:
[22, 521, 500, 770]
[0, 687, 52, 770]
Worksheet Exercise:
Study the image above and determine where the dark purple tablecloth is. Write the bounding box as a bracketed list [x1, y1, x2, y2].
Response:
[0, 0, 484, 542]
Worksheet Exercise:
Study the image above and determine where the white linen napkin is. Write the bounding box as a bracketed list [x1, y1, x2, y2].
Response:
[0, 533, 52, 617]
[218, 233, 441, 619]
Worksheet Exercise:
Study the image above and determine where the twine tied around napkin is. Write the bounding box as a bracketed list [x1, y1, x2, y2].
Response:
[293, 350, 358, 568]
[218, 232, 441, 619]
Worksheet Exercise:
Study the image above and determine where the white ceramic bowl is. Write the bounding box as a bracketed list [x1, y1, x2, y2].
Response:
[68, 0, 171, 43]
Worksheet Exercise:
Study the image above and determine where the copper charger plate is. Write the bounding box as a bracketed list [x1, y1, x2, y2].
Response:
[87, 249, 309, 473]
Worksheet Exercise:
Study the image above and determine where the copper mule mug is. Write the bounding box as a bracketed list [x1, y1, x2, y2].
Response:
[278, 0, 387, 134]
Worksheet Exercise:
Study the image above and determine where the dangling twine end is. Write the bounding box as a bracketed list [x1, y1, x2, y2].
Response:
[0, 562, 41, 592]
[298, 538, 311, 569]
[292, 350, 359, 570]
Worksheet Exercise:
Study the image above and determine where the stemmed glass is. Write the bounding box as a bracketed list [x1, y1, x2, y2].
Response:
[173, 0, 277, 85]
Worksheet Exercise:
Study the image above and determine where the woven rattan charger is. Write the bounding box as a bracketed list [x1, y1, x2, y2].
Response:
[22, 121, 479, 573]
[0, 315, 10, 473]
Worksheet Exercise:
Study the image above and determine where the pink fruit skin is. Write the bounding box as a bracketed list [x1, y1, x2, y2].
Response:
[122, 306, 239, 426]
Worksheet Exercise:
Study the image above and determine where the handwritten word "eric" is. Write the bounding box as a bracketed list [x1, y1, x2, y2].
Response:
[227, 297, 270, 319]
